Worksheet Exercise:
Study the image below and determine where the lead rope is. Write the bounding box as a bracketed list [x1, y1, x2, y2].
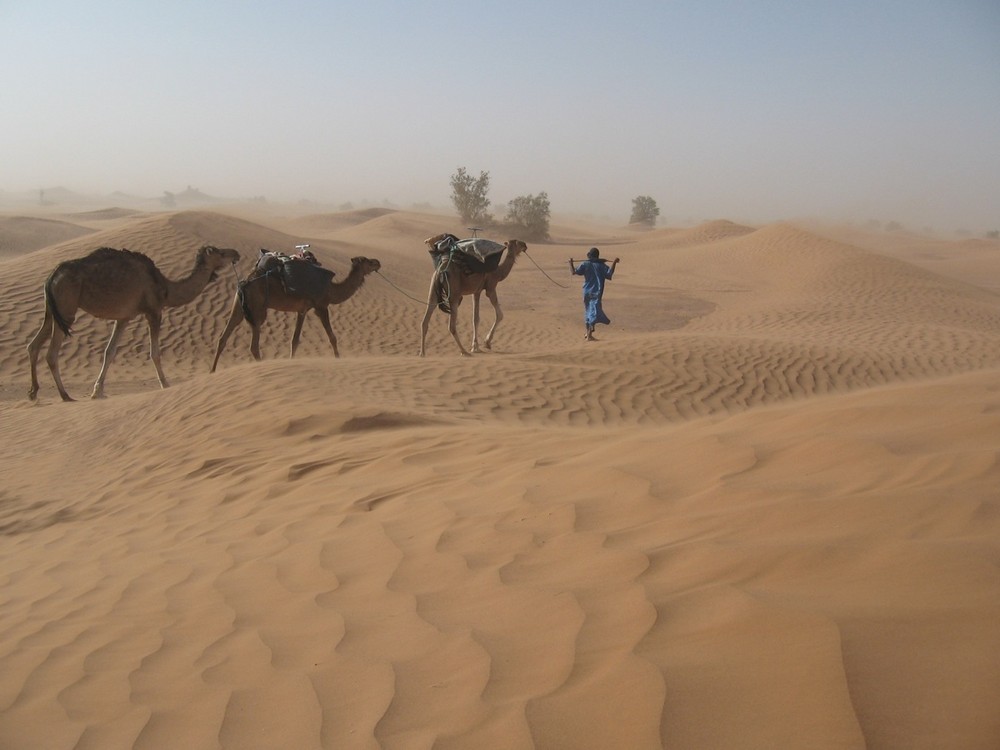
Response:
[524, 251, 569, 288]
[375, 270, 426, 305]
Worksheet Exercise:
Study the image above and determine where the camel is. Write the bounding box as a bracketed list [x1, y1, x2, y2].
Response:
[210, 254, 381, 371]
[27, 245, 241, 401]
[419, 235, 528, 356]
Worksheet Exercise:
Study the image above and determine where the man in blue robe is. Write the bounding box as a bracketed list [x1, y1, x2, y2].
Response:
[569, 247, 620, 340]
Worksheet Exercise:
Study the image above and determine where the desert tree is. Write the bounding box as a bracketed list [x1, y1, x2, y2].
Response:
[630, 195, 660, 226]
[450, 167, 493, 225]
[504, 191, 551, 241]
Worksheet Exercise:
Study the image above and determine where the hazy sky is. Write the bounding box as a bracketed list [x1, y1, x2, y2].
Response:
[2, 0, 998, 229]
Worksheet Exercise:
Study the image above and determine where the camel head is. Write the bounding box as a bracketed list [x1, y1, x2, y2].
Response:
[199, 245, 242, 281]
[351, 256, 382, 275]
[505, 240, 528, 255]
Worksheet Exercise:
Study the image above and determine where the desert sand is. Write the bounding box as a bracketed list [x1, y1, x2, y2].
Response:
[1, 204, 998, 749]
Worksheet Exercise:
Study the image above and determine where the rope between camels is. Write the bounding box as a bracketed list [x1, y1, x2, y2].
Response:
[524, 251, 569, 288]
[376, 271, 426, 305]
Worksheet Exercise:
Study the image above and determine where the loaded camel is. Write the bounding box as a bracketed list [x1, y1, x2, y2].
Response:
[210, 254, 381, 371]
[27, 245, 241, 401]
[419, 235, 528, 356]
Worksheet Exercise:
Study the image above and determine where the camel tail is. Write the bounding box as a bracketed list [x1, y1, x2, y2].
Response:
[45, 276, 73, 336]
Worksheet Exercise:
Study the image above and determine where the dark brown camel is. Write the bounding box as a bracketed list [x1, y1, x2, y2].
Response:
[210, 255, 381, 371]
[27, 245, 241, 401]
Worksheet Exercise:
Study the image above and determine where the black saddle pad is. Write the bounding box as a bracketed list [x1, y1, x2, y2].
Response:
[280, 261, 335, 297]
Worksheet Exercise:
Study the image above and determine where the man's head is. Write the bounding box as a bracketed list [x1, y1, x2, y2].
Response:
[587, 247, 600, 260]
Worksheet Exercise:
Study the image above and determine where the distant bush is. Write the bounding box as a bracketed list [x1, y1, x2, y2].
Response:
[503, 192, 550, 241]
[986, 230, 999, 239]
[450, 167, 493, 225]
[630, 195, 660, 226]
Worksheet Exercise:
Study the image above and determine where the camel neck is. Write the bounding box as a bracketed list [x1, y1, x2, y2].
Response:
[495, 249, 521, 280]
[165, 255, 214, 307]
[333, 265, 368, 300]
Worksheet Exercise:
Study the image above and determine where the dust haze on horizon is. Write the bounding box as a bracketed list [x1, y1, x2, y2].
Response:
[2, 1, 998, 232]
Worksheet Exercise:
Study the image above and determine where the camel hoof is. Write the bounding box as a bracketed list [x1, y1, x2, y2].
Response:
[27, 390, 38, 401]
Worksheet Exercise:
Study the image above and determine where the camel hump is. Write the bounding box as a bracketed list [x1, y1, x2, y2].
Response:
[68, 246, 165, 286]
[87, 246, 126, 260]
[72, 246, 156, 273]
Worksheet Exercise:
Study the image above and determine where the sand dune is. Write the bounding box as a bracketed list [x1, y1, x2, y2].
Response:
[0, 216, 96, 258]
[1, 206, 998, 749]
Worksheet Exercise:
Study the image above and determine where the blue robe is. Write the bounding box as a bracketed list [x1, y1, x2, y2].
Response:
[574, 259, 615, 326]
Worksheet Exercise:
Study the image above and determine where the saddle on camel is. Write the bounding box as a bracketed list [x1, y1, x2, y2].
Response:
[247, 244, 333, 298]
[427, 233, 507, 275]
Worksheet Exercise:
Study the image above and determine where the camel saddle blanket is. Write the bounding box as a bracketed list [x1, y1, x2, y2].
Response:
[252, 250, 334, 297]
[429, 236, 506, 274]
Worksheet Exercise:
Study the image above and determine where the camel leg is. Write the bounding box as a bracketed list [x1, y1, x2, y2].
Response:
[419, 301, 435, 357]
[470, 291, 482, 353]
[419, 275, 440, 357]
[314, 308, 340, 358]
[248, 303, 268, 361]
[27, 307, 54, 400]
[290, 312, 307, 358]
[418, 271, 470, 357]
[235, 284, 267, 362]
[483, 288, 503, 350]
[211, 296, 245, 373]
[146, 313, 169, 390]
[249, 322, 263, 361]
[44, 327, 73, 402]
[447, 298, 471, 357]
[91, 319, 128, 399]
